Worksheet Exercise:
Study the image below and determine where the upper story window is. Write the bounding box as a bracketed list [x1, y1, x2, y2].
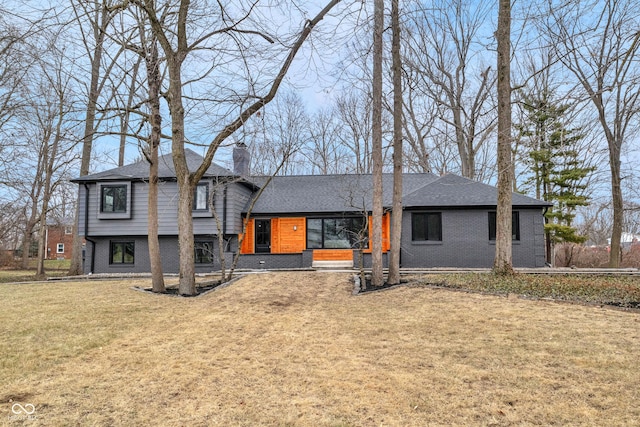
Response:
[488, 211, 520, 241]
[101, 185, 127, 213]
[97, 182, 132, 219]
[193, 183, 209, 211]
[411, 212, 442, 242]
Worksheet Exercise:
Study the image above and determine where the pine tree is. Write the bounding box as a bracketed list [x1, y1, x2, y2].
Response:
[517, 90, 594, 265]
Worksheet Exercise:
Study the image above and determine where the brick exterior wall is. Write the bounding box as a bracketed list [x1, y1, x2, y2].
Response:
[46, 225, 74, 260]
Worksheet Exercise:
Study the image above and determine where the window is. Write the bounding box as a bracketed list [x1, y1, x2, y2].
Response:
[110, 241, 134, 264]
[56, 243, 64, 253]
[412, 212, 442, 241]
[64, 226, 73, 235]
[195, 241, 214, 264]
[488, 211, 520, 241]
[101, 185, 127, 213]
[193, 183, 209, 211]
[307, 217, 367, 249]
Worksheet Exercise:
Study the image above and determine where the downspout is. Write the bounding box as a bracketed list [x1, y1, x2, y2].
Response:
[83, 183, 96, 274]
[222, 184, 229, 262]
[542, 206, 551, 267]
[223, 184, 227, 236]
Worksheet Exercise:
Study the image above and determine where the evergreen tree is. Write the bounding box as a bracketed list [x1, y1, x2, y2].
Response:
[517, 89, 595, 265]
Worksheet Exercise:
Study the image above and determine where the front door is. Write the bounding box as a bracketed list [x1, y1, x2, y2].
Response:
[255, 219, 271, 253]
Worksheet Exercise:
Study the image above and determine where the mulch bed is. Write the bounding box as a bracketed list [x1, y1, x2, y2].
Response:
[139, 280, 224, 297]
[357, 277, 408, 293]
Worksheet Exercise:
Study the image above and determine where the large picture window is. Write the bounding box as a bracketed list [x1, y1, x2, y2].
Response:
[194, 241, 214, 264]
[101, 185, 127, 213]
[488, 211, 520, 241]
[193, 183, 209, 211]
[110, 241, 134, 264]
[412, 212, 442, 241]
[307, 217, 367, 249]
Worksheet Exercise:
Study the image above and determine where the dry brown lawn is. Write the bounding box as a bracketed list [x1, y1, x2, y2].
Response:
[1, 272, 639, 426]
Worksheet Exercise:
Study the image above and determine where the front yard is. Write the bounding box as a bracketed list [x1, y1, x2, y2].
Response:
[1, 272, 639, 426]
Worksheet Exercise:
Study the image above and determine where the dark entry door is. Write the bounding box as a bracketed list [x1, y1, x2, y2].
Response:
[255, 219, 271, 253]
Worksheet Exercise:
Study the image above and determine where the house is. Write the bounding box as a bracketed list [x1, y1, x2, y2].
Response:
[72, 148, 551, 274]
[44, 223, 75, 260]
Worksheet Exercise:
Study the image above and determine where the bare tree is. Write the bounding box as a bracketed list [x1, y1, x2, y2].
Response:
[34, 60, 78, 278]
[336, 91, 374, 174]
[493, 0, 513, 274]
[401, 63, 436, 173]
[249, 92, 310, 176]
[387, 0, 403, 285]
[370, 0, 384, 287]
[136, 0, 344, 295]
[9, 39, 80, 275]
[544, 0, 640, 267]
[140, 29, 165, 293]
[404, 0, 496, 180]
[69, 0, 127, 275]
[306, 107, 348, 174]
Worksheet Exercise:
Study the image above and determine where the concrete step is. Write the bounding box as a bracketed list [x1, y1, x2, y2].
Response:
[312, 260, 354, 269]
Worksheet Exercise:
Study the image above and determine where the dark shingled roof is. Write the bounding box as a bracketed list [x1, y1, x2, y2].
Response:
[401, 173, 551, 208]
[247, 172, 549, 214]
[73, 150, 550, 211]
[71, 149, 237, 182]
[248, 173, 440, 214]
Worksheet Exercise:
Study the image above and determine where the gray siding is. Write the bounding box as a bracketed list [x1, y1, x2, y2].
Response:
[226, 183, 253, 234]
[77, 184, 87, 237]
[82, 179, 248, 237]
[400, 208, 546, 268]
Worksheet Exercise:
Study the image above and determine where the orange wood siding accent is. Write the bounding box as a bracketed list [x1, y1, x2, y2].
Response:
[272, 217, 306, 253]
[383, 212, 391, 252]
[364, 212, 391, 253]
[239, 218, 254, 254]
[271, 218, 280, 253]
[312, 249, 353, 261]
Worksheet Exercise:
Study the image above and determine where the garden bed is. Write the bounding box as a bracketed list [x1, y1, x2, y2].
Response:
[404, 273, 640, 310]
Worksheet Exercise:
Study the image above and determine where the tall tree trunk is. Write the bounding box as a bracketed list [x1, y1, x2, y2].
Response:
[170, 65, 197, 295]
[146, 39, 165, 293]
[36, 100, 63, 279]
[21, 213, 37, 269]
[68, 3, 109, 276]
[609, 148, 623, 267]
[371, 0, 384, 287]
[493, 0, 513, 274]
[388, 0, 403, 285]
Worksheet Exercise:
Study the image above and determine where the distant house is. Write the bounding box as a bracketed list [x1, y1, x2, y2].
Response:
[45, 223, 75, 260]
[71, 149, 551, 274]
